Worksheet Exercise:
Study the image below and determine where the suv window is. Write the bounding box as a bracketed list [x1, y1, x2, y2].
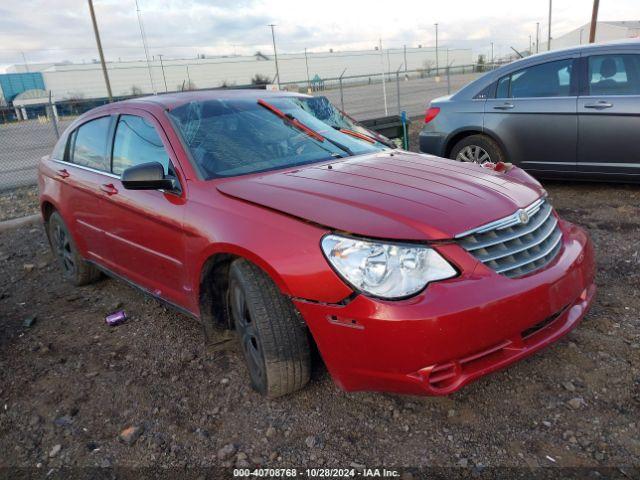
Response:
[71, 116, 111, 171]
[112, 115, 172, 176]
[496, 59, 574, 98]
[588, 54, 640, 96]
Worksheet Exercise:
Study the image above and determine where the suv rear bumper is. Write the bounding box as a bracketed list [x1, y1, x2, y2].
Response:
[294, 220, 595, 396]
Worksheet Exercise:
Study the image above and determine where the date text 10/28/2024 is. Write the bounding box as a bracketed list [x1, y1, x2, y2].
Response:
[233, 468, 402, 478]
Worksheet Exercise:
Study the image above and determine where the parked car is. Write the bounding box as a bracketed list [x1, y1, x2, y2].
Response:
[419, 41, 640, 182]
[39, 90, 596, 398]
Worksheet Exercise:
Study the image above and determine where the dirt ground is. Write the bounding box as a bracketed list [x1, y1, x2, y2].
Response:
[0, 132, 639, 477]
[0, 185, 39, 222]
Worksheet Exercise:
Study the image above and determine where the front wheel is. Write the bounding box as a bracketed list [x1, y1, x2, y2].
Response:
[228, 259, 311, 398]
[450, 134, 505, 165]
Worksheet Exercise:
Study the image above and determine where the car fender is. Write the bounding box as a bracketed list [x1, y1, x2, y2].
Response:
[186, 192, 355, 313]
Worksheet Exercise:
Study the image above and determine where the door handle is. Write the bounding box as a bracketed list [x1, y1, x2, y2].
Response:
[493, 103, 515, 110]
[56, 168, 70, 179]
[99, 183, 118, 196]
[584, 101, 613, 109]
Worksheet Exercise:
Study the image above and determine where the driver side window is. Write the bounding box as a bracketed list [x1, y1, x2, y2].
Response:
[112, 114, 174, 176]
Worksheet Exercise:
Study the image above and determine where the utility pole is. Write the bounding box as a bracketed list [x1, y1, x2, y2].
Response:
[434, 23, 439, 73]
[529, 35, 532, 54]
[158, 54, 168, 92]
[268, 24, 281, 89]
[379, 39, 388, 116]
[135, 0, 155, 94]
[88, 0, 113, 101]
[547, 0, 552, 51]
[536, 22, 540, 53]
[304, 47, 311, 91]
[589, 0, 600, 43]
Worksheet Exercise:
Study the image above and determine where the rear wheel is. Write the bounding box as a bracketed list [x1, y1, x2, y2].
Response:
[450, 134, 505, 165]
[228, 259, 311, 398]
[48, 212, 101, 286]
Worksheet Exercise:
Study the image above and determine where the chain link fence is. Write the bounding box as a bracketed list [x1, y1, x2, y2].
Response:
[0, 63, 501, 192]
[288, 65, 494, 120]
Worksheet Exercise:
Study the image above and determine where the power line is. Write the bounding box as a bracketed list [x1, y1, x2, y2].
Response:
[135, 0, 155, 94]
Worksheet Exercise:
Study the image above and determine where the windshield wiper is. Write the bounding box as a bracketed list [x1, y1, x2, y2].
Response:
[257, 99, 354, 157]
[338, 128, 377, 143]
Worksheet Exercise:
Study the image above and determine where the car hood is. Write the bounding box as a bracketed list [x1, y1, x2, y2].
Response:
[216, 151, 546, 241]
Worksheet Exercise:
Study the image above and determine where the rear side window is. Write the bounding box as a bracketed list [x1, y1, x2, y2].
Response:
[112, 115, 172, 176]
[588, 54, 640, 96]
[495, 59, 574, 98]
[71, 117, 111, 171]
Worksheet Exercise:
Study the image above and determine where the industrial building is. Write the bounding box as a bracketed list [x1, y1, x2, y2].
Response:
[1, 47, 472, 107]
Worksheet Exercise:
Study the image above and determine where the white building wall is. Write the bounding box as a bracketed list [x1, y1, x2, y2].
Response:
[545, 22, 638, 51]
[41, 47, 473, 101]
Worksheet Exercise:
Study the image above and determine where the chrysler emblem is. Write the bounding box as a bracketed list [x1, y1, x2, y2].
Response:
[518, 209, 530, 224]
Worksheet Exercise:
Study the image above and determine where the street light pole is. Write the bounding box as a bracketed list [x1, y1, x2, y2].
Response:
[87, 0, 113, 101]
[434, 23, 439, 73]
[379, 38, 388, 116]
[304, 47, 311, 91]
[536, 22, 540, 53]
[21, 52, 30, 73]
[547, 0, 552, 51]
[268, 24, 281, 89]
[158, 54, 168, 92]
[490, 42, 494, 68]
[403, 44, 408, 74]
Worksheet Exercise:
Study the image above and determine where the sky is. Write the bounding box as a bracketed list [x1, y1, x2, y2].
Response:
[0, 0, 637, 70]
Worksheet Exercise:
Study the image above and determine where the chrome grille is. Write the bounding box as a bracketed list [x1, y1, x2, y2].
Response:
[456, 199, 563, 278]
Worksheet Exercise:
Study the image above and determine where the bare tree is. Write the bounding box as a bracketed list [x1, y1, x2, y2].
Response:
[251, 73, 271, 86]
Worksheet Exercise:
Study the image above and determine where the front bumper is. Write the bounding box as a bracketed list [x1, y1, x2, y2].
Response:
[294, 220, 596, 396]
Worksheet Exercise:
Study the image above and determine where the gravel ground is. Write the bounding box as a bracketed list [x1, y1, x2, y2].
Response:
[0, 131, 639, 477]
[0, 185, 39, 222]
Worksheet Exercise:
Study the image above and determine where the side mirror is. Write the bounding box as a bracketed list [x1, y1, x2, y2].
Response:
[121, 162, 176, 191]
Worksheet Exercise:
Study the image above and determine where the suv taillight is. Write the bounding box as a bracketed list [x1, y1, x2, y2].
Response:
[424, 107, 440, 124]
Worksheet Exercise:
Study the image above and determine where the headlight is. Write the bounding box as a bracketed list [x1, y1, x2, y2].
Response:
[321, 234, 457, 299]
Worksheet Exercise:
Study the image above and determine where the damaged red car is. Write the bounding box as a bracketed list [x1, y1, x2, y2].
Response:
[38, 90, 596, 398]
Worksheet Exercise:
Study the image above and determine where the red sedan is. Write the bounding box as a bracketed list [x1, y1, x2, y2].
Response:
[38, 90, 596, 398]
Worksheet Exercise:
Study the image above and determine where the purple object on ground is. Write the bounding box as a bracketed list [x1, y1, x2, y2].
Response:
[105, 310, 127, 326]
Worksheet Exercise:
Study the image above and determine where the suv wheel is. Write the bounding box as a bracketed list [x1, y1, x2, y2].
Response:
[450, 135, 505, 165]
[228, 259, 311, 398]
[48, 211, 101, 286]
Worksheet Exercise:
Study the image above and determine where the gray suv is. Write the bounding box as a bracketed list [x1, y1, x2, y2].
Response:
[419, 41, 640, 182]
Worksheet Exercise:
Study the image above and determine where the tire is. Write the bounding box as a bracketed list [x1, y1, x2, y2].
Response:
[48, 211, 101, 286]
[227, 259, 311, 398]
[450, 134, 505, 165]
